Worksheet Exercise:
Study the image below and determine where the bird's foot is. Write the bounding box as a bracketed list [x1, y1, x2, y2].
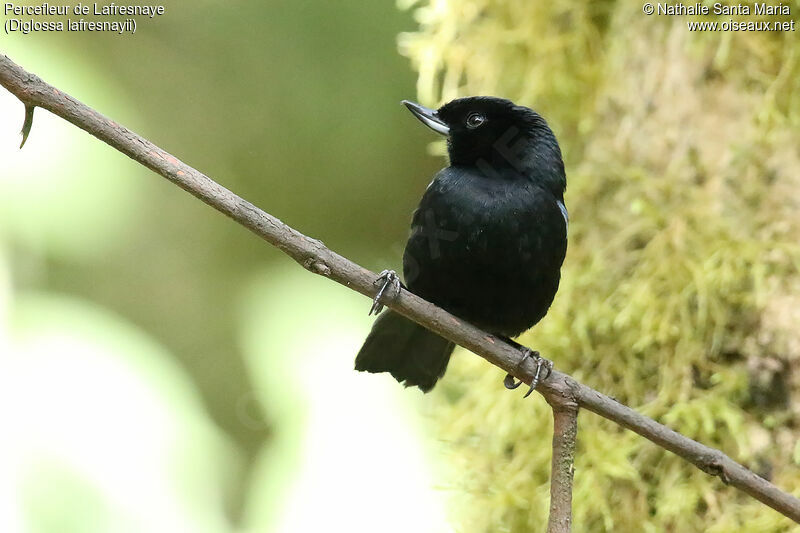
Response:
[369, 270, 401, 315]
[503, 348, 553, 398]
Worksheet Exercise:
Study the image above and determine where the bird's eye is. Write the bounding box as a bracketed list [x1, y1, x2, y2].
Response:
[465, 112, 486, 129]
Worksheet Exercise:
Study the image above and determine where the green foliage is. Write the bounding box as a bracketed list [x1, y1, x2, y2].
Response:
[401, 1, 800, 530]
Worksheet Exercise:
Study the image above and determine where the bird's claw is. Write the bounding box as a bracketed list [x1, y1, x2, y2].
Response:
[503, 349, 553, 398]
[524, 355, 553, 398]
[369, 270, 401, 315]
[504, 373, 522, 389]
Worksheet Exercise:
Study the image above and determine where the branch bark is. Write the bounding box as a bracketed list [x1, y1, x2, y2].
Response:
[2, 53, 799, 524]
[546, 393, 578, 533]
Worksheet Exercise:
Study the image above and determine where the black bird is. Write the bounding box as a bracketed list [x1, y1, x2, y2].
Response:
[355, 96, 568, 396]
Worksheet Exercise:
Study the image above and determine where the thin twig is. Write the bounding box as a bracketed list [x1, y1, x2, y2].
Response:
[1, 53, 799, 524]
[20, 103, 34, 148]
[546, 393, 578, 532]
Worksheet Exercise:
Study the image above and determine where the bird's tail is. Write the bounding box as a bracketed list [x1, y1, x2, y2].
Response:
[355, 311, 455, 392]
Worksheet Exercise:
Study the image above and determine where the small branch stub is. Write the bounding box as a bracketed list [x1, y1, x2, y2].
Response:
[20, 104, 35, 148]
[303, 257, 331, 277]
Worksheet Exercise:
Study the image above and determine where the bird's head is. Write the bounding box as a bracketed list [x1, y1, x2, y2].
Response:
[402, 96, 565, 194]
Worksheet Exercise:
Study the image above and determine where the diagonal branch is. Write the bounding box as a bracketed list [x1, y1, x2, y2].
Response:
[1, 53, 799, 524]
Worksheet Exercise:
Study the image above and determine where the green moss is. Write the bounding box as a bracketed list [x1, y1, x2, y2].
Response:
[400, 1, 800, 530]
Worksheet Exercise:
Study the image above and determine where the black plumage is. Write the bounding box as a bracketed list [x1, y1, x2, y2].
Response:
[355, 96, 568, 392]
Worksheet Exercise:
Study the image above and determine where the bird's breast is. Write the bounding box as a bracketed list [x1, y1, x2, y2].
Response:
[403, 173, 567, 335]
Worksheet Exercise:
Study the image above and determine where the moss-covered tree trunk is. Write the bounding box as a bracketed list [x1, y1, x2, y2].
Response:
[401, 1, 800, 530]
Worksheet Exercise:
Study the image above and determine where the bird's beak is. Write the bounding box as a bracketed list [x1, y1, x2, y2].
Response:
[402, 100, 450, 136]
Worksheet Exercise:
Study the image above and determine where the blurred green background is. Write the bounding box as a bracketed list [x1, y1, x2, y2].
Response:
[2, 1, 800, 532]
